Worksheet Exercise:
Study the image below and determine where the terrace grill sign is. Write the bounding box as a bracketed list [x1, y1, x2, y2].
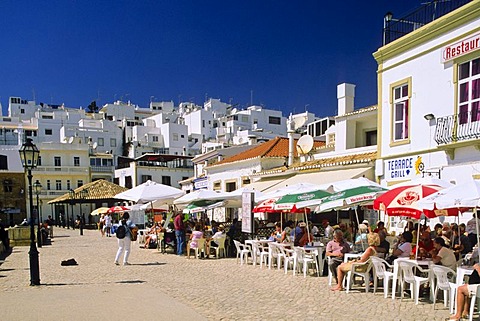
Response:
[442, 32, 480, 63]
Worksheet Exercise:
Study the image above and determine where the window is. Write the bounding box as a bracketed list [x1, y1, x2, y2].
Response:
[42, 115, 53, 119]
[77, 180, 83, 188]
[161, 176, 171, 186]
[98, 138, 104, 146]
[73, 157, 80, 166]
[66, 180, 71, 190]
[54, 156, 61, 167]
[45, 129, 53, 135]
[55, 180, 62, 190]
[46, 180, 51, 190]
[181, 134, 184, 138]
[3, 179, 12, 192]
[202, 120, 205, 128]
[392, 83, 409, 141]
[173, 133, 179, 141]
[366, 130, 377, 146]
[110, 138, 116, 147]
[20, 109, 25, 114]
[141, 175, 152, 183]
[241, 115, 249, 122]
[37, 156, 41, 166]
[458, 57, 480, 124]
[269, 116, 281, 125]
[153, 136, 158, 142]
[0, 155, 7, 170]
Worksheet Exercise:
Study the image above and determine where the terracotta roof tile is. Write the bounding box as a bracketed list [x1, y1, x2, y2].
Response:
[210, 137, 324, 167]
[48, 179, 129, 204]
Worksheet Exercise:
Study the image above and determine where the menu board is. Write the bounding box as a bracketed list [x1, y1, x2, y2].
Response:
[241, 192, 254, 234]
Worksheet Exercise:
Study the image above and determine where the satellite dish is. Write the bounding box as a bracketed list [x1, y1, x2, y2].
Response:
[68, 137, 74, 144]
[293, 116, 307, 129]
[92, 142, 98, 149]
[296, 135, 314, 155]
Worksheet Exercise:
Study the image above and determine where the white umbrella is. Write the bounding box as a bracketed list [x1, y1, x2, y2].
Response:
[257, 182, 330, 202]
[417, 179, 480, 257]
[113, 180, 184, 204]
[173, 189, 230, 206]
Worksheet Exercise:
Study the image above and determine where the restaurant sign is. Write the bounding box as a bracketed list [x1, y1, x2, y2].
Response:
[385, 155, 424, 181]
[442, 32, 480, 63]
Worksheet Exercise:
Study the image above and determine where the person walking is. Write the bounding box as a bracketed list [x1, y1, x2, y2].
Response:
[174, 212, 185, 256]
[114, 212, 136, 266]
[104, 213, 112, 237]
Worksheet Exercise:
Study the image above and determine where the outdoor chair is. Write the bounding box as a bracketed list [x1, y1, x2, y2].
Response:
[432, 265, 457, 313]
[282, 247, 297, 275]
[233, 240, 251, 265]
[346, 258, 373, 293]
[294, 246, 319, 278]
[468, 284, 480, 321]
[250, 241, 269, 267]
[268, 242, 285, 270]
[188, 238, 206, 259]
[371, 256, 395, 298]
[211, 237, 226, 259]
[398, 261, 429, 305]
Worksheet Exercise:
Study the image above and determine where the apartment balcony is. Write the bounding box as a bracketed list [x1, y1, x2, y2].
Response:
[383, 0, 472, 45]
[90, 165, 114, 173]
[434, 111, 480, 158]
[34, 165, 90, 175]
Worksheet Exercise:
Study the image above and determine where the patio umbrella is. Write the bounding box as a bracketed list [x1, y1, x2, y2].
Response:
[113, 180, 184, 204]
[253, 198, 310, 214]
[274, 189, 332, 211]
[373, 184, 458, 219]
[417, 179, 480, 255]
[90, 207, 109, 216]
[317, 185, 388, 213]
[173, 189, 230, 206]
[107, 205, 130, 213]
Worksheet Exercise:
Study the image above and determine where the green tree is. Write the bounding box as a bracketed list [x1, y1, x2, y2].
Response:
[87, 100, 99, 113]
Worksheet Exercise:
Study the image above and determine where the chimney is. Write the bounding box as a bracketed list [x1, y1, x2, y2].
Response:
[337, 83, 355, 116]
[287, 114, 295, 166]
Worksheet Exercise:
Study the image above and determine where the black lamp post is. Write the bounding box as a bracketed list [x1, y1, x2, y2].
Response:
[33, 179, 42, 248]
[68, 189, 75, 230]
[79, 188, 88, 236]
[19, 138, 40, 286]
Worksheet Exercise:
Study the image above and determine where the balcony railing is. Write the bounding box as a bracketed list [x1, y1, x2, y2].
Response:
[434, 111, 480, 145]
[383, 0, 473, 45]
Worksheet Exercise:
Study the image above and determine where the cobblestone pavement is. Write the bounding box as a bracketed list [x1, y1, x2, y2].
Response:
[0, 228, 455, 321]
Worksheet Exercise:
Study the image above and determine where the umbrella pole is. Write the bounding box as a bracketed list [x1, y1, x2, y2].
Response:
[355, 207, 365, 251]
[415, 219, 421, 259]
[475, 208, 480, 259]
[305, 208, 310, 245]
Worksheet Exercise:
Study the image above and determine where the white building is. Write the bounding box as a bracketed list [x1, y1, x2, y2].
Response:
[373, 1, 480, 227]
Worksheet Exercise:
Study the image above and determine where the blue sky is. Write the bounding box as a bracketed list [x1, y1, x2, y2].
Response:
[0, 1, 422, 118]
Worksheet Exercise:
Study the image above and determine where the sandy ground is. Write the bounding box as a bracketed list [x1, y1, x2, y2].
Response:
[0, 227, 455, 321]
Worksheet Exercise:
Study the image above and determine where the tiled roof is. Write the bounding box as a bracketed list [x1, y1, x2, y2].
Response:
[209, 137, 325, 167]
[252, 151, 377, 176]
[337, 105, 377, 118]
[48, 179, 128, 204]
[292, 151, 377, 170]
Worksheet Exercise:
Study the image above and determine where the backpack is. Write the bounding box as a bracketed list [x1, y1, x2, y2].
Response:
[116, 225, 126, 239]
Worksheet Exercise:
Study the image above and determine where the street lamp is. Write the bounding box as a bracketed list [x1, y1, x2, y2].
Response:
[33, 180, 43, 248]
[68, 189, 75, 230]
[19, 138, 40, 286]
[79, 188, 88, 236]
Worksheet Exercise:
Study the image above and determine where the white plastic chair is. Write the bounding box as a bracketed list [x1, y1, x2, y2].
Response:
[233, 240, 250, 265]
[371, 256, 395, 298]
[468, 284, 480, 321]
[346, 258, 373, 293]
[283, 248, 297, 275]
[398, 261, 429, 305]
[188, 238, 206, 259]
[327, 256, 335, 286]
[295, 247, 319, 278]
[268, 243, 285, 270]
[211, 237, 226, 259]
[432, 265, 457, 313]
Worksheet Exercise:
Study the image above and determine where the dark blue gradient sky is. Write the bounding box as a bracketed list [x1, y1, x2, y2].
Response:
[0, 1, 422, 117]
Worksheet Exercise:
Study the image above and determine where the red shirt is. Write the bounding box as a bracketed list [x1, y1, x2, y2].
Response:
[174, 214, 184, 231]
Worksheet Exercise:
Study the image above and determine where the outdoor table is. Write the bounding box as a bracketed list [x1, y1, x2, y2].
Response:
[456, 265, 474, 286]
[391, 258, 435, 301]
